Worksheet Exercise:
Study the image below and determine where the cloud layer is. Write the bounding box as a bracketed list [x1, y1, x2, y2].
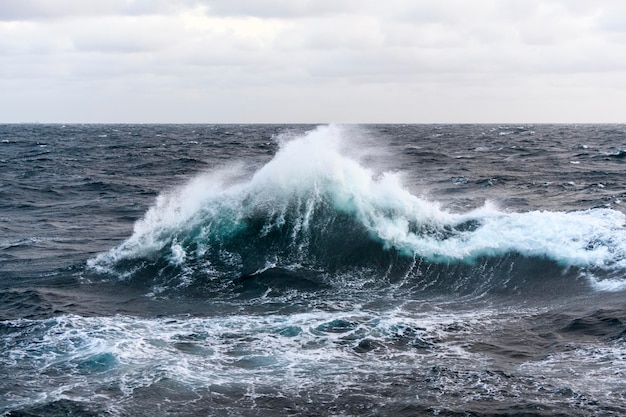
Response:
[1, 0, 625, 122]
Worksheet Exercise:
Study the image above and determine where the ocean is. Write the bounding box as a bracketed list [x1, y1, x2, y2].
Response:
[1, 123, 625, 416]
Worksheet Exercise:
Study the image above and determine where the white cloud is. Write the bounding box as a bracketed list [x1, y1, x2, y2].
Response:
[0, 0, 625, 122]
[202, 0, 369, 18]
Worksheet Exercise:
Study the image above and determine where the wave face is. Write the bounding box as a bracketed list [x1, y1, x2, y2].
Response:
[88, 125, 626, 296]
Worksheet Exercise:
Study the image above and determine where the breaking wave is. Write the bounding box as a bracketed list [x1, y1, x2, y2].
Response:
[87, 125, 626, 295]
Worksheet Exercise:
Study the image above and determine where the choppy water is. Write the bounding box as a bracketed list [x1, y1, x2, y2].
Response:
[1, 124, 626, 416]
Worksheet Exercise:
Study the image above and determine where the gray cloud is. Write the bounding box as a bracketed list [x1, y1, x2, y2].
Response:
[0, 0, 196, 20]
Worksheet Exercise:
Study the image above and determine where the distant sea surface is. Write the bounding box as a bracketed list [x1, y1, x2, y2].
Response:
[2, 124, 626, 416]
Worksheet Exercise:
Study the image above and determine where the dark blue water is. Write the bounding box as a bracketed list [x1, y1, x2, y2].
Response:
[2, 124, 626, 416]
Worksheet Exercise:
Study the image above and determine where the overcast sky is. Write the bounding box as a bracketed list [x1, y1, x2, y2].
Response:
[1, 0, 625, 123]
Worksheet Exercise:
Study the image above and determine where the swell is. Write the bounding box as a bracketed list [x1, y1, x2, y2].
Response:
[87, 125, 626, 296]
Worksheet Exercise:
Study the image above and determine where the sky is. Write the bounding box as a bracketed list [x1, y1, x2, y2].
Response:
[1, 0, 625, 123]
